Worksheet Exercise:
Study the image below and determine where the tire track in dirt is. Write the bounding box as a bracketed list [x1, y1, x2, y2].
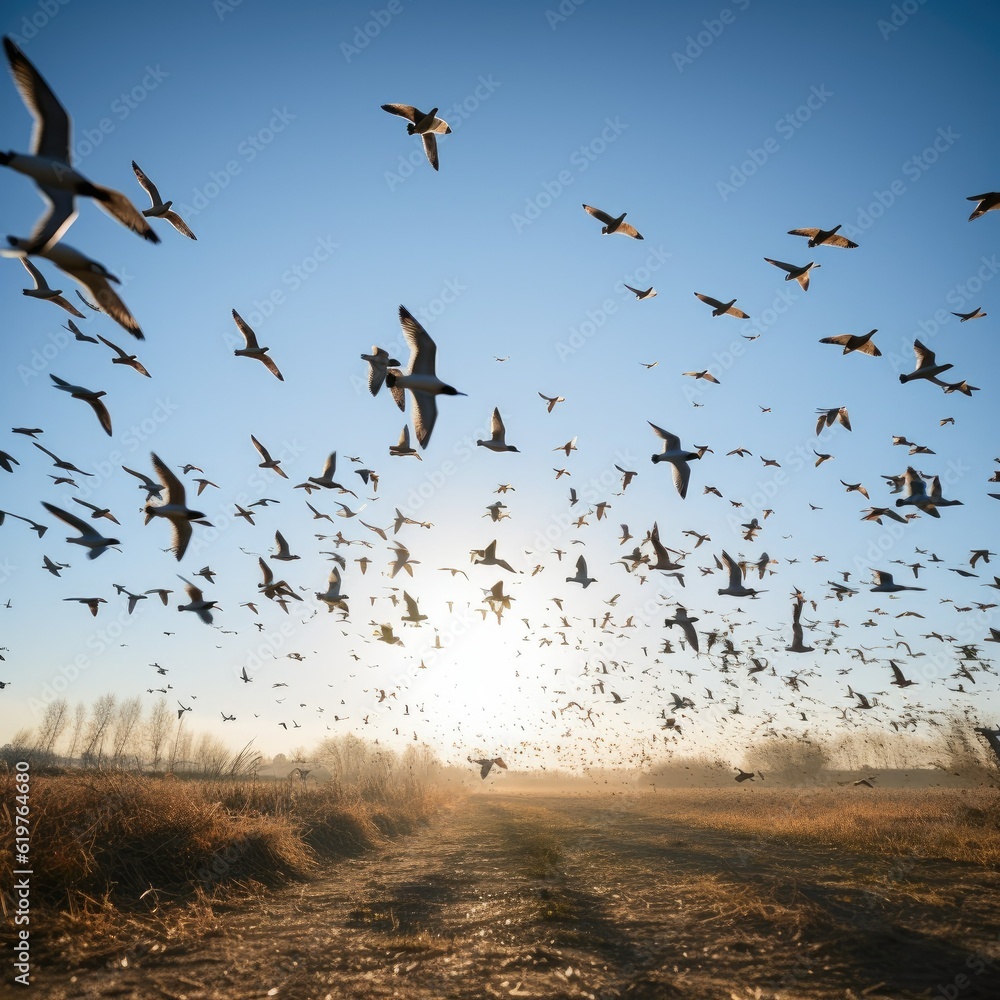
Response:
[14, 793, 1000, 1000]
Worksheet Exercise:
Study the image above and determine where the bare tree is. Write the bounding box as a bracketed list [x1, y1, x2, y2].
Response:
[168, 714, 191, 773]
[145, 698, 173, 771]
[64, 701, 88, 763]
[192, 733, 231, 777]
[110, 695, 143, 767]
[81, 694, 117, 767]
[35, 698, 69, 755]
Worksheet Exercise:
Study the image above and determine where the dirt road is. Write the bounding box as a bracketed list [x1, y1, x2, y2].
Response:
[13, 792, 1000, 999]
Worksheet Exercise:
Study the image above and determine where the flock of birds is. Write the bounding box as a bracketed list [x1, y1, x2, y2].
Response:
[1, 32, 999, 780]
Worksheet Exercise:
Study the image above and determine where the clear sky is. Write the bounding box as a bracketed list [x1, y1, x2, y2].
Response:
[1, 0, 997, 774]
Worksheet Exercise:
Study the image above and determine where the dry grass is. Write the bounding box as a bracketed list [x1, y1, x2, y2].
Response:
[646, 786, 1000, 865]
[0, 770, 447, 963]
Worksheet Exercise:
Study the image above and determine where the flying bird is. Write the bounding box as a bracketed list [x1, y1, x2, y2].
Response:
[384, 306, 466, 449]
[1, 36, 159, 250]
[131, 160, 197, 239]
[381, 104, 451, 170]
[582, 204, 643, 238]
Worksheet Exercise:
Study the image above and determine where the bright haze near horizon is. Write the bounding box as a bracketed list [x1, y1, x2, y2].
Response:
[0, 0, 997, 774]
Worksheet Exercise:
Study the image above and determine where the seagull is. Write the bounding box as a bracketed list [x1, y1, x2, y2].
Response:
[122, 464, 163, 499]
[307, 452, 349, 490]
[623, 283, 656, 299]
[951, 307, 986, 322]
[967, 192, 1000, 222]
[41, 501, 119, 558]
[468, 756, 507, 779]
[649, 423, 701, 499]
[5, 238, 143, 337]
[717, 550, 765, 598]
[663, 606, 699, 653]
[63, 596, 106, 616]
[815, 406, 851, 435]
[566, 554, 596, 588]
[763, 257, 820, 290]
[786, 593, 815, 653]
[360, 346, 401, 396]
[131, 160, 197, 239]
[71, 497, 120, 525]
[582, 204, 643, 238]
[899, 339, 952, 385]
[177, 577, 219, 624]
[818, 329, 881, 357]
[889, 661, 916, 688]
[895, 467, 941, 517]
[870, 570, 925, 593]
[477, 408, 519, 452]
[682, 370, 720, 384]
[251, 435, 288, 478]
[389, 424, 421, 459]
[538, 392, 566, 412]
[381, 104, 451, 170]
[41, 555, 68, 576]
[472, 539, 517, 574]
[231, 309, 284, 380]
[143, 453, 207, 561]
[272, 530, 299, 562]
[401, 591, 427, 626]
[49, 374, 111, 435]
[694, 292, 748, 318]
[787, 224, 858, 249]
[1, 37, 159, 250]
[384, 306, 466, 449]
[97, 334, 151, 377]
[316, 566, 349, 612]
[18, 256, 85, 316]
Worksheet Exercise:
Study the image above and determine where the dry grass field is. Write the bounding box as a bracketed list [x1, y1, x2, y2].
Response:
[4, 782, 999, 999]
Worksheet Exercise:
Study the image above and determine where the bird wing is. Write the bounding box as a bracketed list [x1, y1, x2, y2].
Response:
[150, 452, 186, 507]
[130, 161, 161, 206]
[399, 306, 437, 376]
[694, 292, 724, 310]
[582, 204, 614, 225]
[41, 500, 92, 536]
[421, 133, 439, 171]
[648, 421, 679, 452]
[232, 309, 260, 349]
[26, 186, 77, 253]
[671, 460, 690, 500]
[912, 339, 936, 368]
[3, 37, 70, 162]
[490, 407, 504, 438]
[409, 389, 437, 449]
[162, 210, 197, 240]
[381, 103, 419, 122]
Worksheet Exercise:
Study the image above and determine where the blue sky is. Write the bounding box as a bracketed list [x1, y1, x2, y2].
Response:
[0, 0, 997, 772]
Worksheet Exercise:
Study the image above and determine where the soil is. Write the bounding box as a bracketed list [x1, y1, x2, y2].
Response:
[10, 792, 1000, 999]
